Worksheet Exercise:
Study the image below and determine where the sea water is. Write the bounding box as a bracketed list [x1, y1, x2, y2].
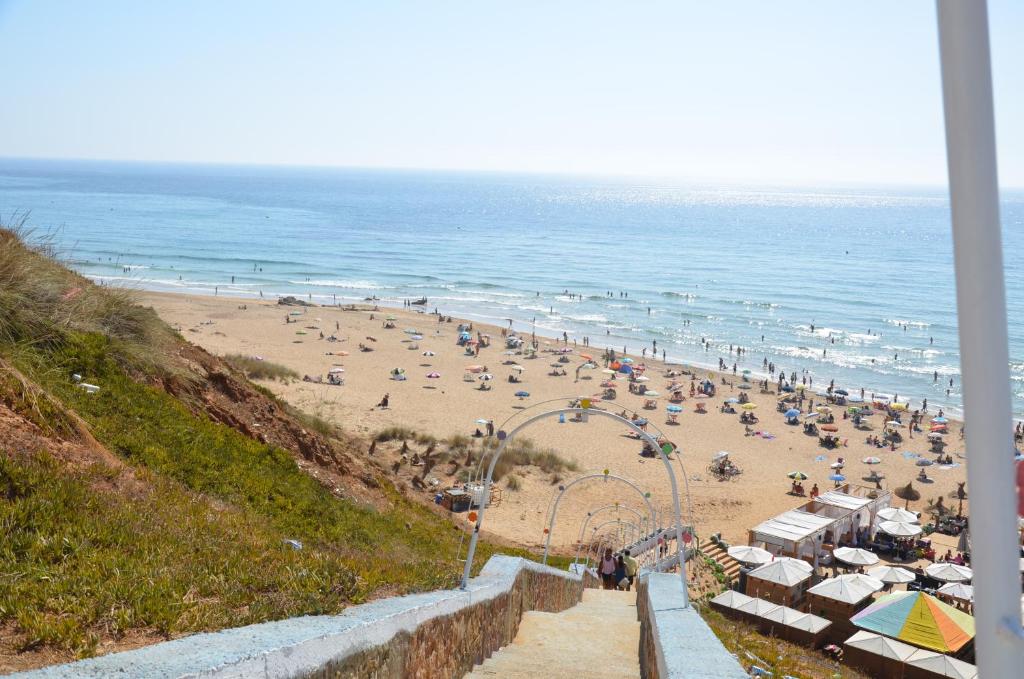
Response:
[2, 157, 1023, 417]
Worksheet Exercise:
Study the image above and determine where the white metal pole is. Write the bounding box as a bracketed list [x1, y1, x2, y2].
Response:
[936, 1, 1024, 673]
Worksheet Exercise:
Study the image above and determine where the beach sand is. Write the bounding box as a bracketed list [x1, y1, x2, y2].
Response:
[141, 291, 969, 553]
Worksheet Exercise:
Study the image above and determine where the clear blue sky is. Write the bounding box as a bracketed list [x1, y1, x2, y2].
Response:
[1, 1, 1021, 186]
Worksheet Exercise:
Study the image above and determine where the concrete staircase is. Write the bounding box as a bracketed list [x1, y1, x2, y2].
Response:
[464, 588, 640, 678]
[700, 540, 742, 581]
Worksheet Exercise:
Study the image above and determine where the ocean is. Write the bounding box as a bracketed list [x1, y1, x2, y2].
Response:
[2, 157, 1023, 417]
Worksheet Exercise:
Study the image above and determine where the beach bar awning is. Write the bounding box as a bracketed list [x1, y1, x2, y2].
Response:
[816, 490, 873, 512]
[750, 510, 836, 553]
[808, 574, 884, 605]
[747, 558, 813, 588]
[904, 648, 978, 679]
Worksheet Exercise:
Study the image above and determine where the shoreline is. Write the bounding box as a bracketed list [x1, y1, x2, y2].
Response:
[140, 289, 970, 549]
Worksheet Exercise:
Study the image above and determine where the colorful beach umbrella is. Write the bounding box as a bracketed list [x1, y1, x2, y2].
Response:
[479, 373, 493, 380]
[741, 403, 757, 410]
[785, 408, 801, 418]
[426, 372, 441, 378]
[916, 458, 934, 467]
[820, 424, 839, 432]
[863, 456, 882, 465]
[851, 591, 975, 653]
[787, 471, 808, 480]
[829, 473, 846, 482]
[514, 390, 530, 398]
[422, 350, 436, 356]
[666, 404, 683, 413]
[725, 397, 740, 404]
[620, 357, 634, 364]
[390, 368, 405, 376]
[932, 416, 949, 424]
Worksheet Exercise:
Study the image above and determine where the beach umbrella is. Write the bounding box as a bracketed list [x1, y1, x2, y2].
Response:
[781, 385, 795, 392]
[804, 412, 820, 420]
[666, 404, 683, 413]
[557, 347, 573, 354]
[422, 350, 436, 356]
[511, 365, 525, 372]
[725, 397, 740, 404]
[788, 471, 808, 480]
[878, 507, 919, 523]
[601, 369, 616, 375]
[618, 365, 633, 374]
[785, 408, 801, 418]
[816, 406, 832, 414]
[927, 432, 945, 440]
[621, 357, 634, 364]
[851, 591, 975, 654]
[514, 390, 530, 399]
[385, 315, 397, 321]
[727, 545, 773, 566]
[932, 416, 949, 424]
[925, 563, 973, 583]
[866, 565, 916, 585]
[829, 473, 846, 483]
[411, 334, 423, 340]
[863, 456, 881, 465]
[937, 582, 974, 602]
[503, 350, 517, 356]
[834, 547, 880, 567]
[830, 462, 844, 470]
[328, 367, 345, 374]
[834, 388, 849, 396]
[916, 458, 934, 467]
[580, 362, 597, 370]
[891, 402, 908, 411]
[643, 390, 660, 397]
[390, 368, 405, 376]
[403, 328, 420, 334]
[737, 383, 752, 390]
[475, 418, 490, 424]
[426, 371, 441, 378]
[741, 403, 757, 410]
[579, 353, 593, 361]
[820, 424, 839, 432]
[878, 520, 923, 538]
[479, 374, 493, 380]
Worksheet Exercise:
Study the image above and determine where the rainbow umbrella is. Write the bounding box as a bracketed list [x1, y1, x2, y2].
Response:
[851, 591, 975, 653]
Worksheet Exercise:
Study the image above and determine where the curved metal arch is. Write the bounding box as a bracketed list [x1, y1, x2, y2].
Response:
[460, 405, 689, 606]
[541, 472, 656, 564]
[590, 518, 640, 552]
[572, 504, 646, 566]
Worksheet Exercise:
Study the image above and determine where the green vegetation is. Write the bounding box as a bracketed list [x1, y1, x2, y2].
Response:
[223, 353, 298, 381]
[482, 436, 581, 481]
[0, 229, 546, 661]
[701, 606, 870, 679]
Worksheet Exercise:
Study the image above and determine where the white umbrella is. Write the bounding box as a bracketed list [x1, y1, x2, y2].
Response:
[643, 390, 660, 397]
[511, 365, 525, 372]
[925, 562, 973, 582]
[866, 565, 916, 584]
[634, 375, 650, 382]
[878, 507, 919, 523]
[937, 582, 974, 601]
[878, 520, 923, 538]
[727, 545, 773, 566]
[833, 547, 880, 567]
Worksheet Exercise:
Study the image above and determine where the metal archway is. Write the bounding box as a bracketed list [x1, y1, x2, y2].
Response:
[573, 504, 646, 566]
[541, 472, 656, 564]
[460, 405, 690, 606]
[590, 519, 641, 554]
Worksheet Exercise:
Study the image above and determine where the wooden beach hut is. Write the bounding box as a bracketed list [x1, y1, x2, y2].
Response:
[844, 631, 918, 679]
[805, 573, 883, 643]
[744, 557, 812, 607]
[758, 605, 831, 647]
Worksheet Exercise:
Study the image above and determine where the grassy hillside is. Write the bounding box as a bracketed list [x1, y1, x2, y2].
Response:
[0, 229, 545, 667]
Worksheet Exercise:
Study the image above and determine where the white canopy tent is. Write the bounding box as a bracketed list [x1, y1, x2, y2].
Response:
[748, 510, 836, 561]
[844, 630, 918, 662]
[761, 605, 831, 634]
[808, 574, 884, 605]
[747, 558, 813, 588]
[904, 649, 978, 679]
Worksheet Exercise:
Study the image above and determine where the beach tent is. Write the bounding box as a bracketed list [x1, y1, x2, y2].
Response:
[727, 545, 772, 565]
[851, 591, 975, 653]
[867, 565, 916, 585]
[733, 596, 781, 621]
[878, 507, 920, 523]
[903, 649, 978, 679]
[833, 547, 880, 567]
[844, 630, 918, 679]
[878, 520, 923, 538]
[925, 563, 973, 583]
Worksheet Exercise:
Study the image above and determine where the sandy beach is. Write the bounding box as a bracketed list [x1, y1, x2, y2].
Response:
[141, 291, 970, 553]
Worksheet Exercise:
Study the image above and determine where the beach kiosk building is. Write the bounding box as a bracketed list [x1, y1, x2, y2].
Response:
[748, 510, 835, 564]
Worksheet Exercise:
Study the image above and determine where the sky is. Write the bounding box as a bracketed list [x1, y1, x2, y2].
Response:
[0, 1, 1021, 187]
